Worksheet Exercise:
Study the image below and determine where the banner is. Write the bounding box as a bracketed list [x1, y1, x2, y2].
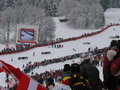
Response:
[17, 73, 46, 90]
[0, 60, 46, 90]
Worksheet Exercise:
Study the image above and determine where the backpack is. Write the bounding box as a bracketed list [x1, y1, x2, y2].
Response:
[68, 74, 91, 90]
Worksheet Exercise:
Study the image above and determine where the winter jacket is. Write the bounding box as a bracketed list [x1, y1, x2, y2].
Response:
[80, 60, 102, 90]
[61, 73, 90, 90]
[61, 71, 71, 85]
[62, 71, 71, 78]
[68, 73, 90, 90]
[103, 56, 116, 90]
[111, 57, 120, 90]
[61, 76, 71, 85]
[111, 57, 120, 76]
[103, 47, 119, 90]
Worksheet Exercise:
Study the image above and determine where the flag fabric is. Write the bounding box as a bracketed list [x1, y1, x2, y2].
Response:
[0, 60, 22, 80]
[0, 60, 46, 90]
[0, 85, 8, 90]
[17, 73, 46, 90]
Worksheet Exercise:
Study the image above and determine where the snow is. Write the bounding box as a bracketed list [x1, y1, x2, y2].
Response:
[104, 8, 120, 25]
[0, 8, 120, 87]
[54, 17, 100, 39]
[0, 72, 7, 87]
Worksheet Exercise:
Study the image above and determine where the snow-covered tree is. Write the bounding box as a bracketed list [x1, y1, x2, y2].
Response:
[19, 6, 46, 24]
[68, 7, 86, 29]
[100, 0, 120, 10]
[57, 0, 79, 19]
[26, 0, 36, 6]
[38, 0, 57, 16]
[0, 0, 5, 11]
[1, 7, 15, 43]
[1, 2, 56, 43]
[0, 0, 14, 11]
[13, 4, 29, 24]
[109, 0, 120, 8]
[39, 17, 56, 41]
[100, 0, 110, 11]
[68, 0, 104, 29]
[12, 0, 28, 6]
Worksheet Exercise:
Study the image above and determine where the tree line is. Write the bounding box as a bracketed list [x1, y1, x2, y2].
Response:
[0, 0, 119, 43]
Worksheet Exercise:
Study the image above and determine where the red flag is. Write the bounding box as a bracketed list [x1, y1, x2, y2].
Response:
[0, 60, 46, 90]
[0, 60, 22, 80]
[17, 73, 46, 90]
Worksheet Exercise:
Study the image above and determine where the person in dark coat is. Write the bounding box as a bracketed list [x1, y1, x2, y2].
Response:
[46, 77, 55, 90]
[68, 63, 91, 90]
[111, 57, 120, 90]
[61, 64, 71, 85]
[80, 55, 102, 90]
[62, 64, 71, 77]
[110, 40, 120, 90]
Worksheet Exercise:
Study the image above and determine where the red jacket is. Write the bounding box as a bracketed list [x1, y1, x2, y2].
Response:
[103, 56, 116, 89]
[111, 57, 120, 76]
[111, 57, 120, 90]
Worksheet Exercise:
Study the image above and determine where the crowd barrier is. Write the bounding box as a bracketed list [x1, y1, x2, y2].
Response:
[0, 24, 120, 56]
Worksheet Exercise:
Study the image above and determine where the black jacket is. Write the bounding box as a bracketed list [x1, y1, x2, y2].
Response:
[80, 60, 101, 90]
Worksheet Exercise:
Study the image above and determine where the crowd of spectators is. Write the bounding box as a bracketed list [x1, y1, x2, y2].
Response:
[23, 46, 108, 74]
[3, 39, 120, 90]
[3, 46, 108, 90]
[0, 23, 118, 55]
[1, 24, 120, 90]
[23, 39, 120, 90]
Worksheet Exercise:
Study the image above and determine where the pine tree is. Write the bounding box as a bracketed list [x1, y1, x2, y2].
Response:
[58, 0, 78, 19]
[100, 0, 110, 11]
[109, 0, 120, 8]
[68, 0, 105, 29]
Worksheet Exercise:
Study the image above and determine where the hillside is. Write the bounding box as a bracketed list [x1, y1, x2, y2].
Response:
[104, 8, 120, 25]
[0, 8, 120, 87]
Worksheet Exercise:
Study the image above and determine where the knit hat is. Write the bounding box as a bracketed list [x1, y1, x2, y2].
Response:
[71, 63, 80, 74]
[110, 40, 118, 47]
[63, 64, 71, 72]
[107, 50, 117, 61]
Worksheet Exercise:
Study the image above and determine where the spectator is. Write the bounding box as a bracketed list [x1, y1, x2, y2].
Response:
[45, 77, 55, 90]
[103, 40, 119, 90]
[110, 40, 120, 90]
[33, 52, 35, 57]
[67, 63, 90, 90]
[80, 55, 102, 90]
[61, 64, 71, 85]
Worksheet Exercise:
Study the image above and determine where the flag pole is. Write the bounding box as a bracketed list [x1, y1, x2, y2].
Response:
[0, 62, 19, 83]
